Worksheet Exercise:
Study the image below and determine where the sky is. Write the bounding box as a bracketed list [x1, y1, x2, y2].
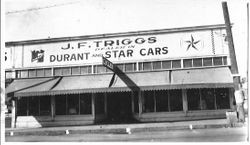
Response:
[2, 0, 249, 77]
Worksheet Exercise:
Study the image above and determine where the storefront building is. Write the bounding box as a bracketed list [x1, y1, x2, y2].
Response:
[5, 24, 235, 128]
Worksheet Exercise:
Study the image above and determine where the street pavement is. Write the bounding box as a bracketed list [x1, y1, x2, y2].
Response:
[5, 126, 248, 142]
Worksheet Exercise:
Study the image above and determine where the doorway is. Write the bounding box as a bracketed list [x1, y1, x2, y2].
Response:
[106, 92, 134, 123]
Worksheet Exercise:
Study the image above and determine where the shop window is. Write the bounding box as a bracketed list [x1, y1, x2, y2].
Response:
[162, 60, 171, 69]
[44, 68, 52, 77]
[203, 57, 212, 66]
[143, 62, 152, 71]
[21, 70, 28, 78]
[223, 56, 227, 65]
[72, 67, 80, 75]
[5, 71, 13, 79]
[55, 95, 66, 115]
[40, 96, 51, 116]
[193, 58, 202, 67]
[133, 92, 139, 113]
[215, 88, 230, 109]
[138, 62, 143, 71]
[95, 65, 106, 74]
[81, 66, 91, 74]
[213, 57, 223, 66]
[28, 70, 36, 78]
[155, 90, 169, 112]
[169, 90, 183, 111]
[67, 94, 79, 115]
[28, 97, 39, 116]
[153, 61, 161, 70]
[201, 89, 215, 110]
[62, 67, 71, 75]
[37, 69, 44, 77]
[187, 89, 201, 110]
[172, 60, 181, 68]
[95, 93, 105, 114]
[183, 59, 192, 68]
[116, 64, 124, 71]
[143, 91, 154, 112]
[17, 97, 28, 116]
[16, 70, 21, 78]
[54, 68, 62, 76]
[125, 63, 134, 72]
[80, 93, 92, 114]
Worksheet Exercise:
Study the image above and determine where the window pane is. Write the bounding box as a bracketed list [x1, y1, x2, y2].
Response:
[55, 95, 66, 115]
[203, 58, 212, 66]
[44, 68, 51, 77]
[153, 61, 161, 70]
[187, 89, 200, 110]
[138, 62, 143, 71]
[183, 59, 192, 68]
[162, 61, 171, 69]
[17, 97, 28, 116]
[16, 70, 21, 78]
[37, 69, 44, 77]
[62, 67, 71, 75]
[67, 94, 79, 115]
[80, 93, 92, 114]
[40, 96, 51, 116]
[213, 57, 223, 66]
[125, 63, 134, 72]
[215, 88, 230, 109]
[223, 56, 227, 65]
[133, 91, 139, 113]
[87, 66, 92, 74]
[201, 89, 215, 110]
[72, 67, 80, 75]
[96, 65, 106, 74]
[193, 58, 202, 67]
[5, 71, 13, 79]
[172, 60, 181, 68]
[54, 68, 62, 76]
[116, 64, 124, 71]
[95, 93, 105, 114]
[155, 90, 168, 112]
[28, 70, 36, 78]
[28, 97, 39, 116]
[81, 66, 90, 74]
[143, 62, 152, 71]
[21, 70, 28, 78]
[143, 91, 154, 112]
[169, 90, 183, 111]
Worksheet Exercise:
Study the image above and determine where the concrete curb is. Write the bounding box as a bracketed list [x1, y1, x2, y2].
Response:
[5, 123, 245, 136]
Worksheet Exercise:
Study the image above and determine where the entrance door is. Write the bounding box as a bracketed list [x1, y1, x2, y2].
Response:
[106, 92, 133, 123]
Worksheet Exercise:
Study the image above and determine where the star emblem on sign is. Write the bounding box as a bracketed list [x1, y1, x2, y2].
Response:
[185, 35, 200, 51]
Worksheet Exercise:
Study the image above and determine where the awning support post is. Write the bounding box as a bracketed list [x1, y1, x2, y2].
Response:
[182, 89, 188, 115]
[91, 93, 95, 119]
[11, 99, 16, 128]
[138, 91, 143, 117]
[51, 95, 55, 121]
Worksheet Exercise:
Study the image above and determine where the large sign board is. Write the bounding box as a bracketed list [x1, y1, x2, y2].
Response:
[6, 28, 229, 69]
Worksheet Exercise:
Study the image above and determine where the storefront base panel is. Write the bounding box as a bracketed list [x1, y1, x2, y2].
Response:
[135, 110, 230, 122]
[15, 115, 95, 128]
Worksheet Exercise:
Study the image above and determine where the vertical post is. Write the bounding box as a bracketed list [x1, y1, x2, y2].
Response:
[222, 2, 240, 89]
[11, 100, 16, 128]
[229, 88, 235, 110]
[182, 89, 188, 114]
[91, 93, 95, 119]
[51, 96, 55, 120]
[131, 92, 135, 113]
[138, 91, 142, 117]
[104, 93, 107, 116]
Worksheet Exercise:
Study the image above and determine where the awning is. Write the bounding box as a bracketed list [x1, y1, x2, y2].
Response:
[170, 67, 234, 89]
[6, 77, 61, 97]
[11, 67, 234, 97]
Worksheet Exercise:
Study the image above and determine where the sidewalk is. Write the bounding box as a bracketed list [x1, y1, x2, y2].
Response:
[5, 118, 247, 136]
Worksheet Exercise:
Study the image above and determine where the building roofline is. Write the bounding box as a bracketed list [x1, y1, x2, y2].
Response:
[5, 24, 227, 46]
